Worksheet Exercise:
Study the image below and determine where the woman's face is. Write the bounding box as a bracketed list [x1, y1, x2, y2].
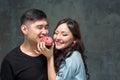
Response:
[53, 23, 74, 50]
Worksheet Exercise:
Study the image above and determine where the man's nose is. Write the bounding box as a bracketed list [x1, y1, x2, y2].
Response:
[40, 28, 48, 35]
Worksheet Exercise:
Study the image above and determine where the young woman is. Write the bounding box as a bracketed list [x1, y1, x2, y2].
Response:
[36, 18, 89, 80]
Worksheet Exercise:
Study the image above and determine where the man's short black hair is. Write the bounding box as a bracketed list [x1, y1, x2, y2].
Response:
[20, 9, 47, 25]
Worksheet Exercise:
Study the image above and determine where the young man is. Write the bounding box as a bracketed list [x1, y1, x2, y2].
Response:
[0, 9, 49, 80]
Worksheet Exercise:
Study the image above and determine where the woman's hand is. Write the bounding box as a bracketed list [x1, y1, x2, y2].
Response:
[35, 42, 54, 60]
[35, 42, 56, 80]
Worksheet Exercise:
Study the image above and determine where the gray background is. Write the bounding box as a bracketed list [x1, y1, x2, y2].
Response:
[0, 0, 120, 80]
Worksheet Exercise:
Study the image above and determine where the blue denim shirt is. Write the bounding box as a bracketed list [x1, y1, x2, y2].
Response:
[56, 51, 86, 80]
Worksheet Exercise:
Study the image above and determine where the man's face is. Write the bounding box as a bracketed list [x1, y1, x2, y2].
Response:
[23, 19, 49, 43]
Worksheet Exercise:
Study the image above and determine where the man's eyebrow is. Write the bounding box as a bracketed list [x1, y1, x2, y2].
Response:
[37, 24, 49, 26]
[45, 23, 49, 26]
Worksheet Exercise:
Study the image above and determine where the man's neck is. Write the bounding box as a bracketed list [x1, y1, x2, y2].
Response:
[20, 41, 40, 57]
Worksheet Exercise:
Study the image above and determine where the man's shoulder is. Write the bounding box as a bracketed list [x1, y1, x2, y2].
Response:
[4, 46, 20, 60]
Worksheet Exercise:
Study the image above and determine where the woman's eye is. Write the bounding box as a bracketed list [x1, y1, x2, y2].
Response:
[54, 32, 58, 35]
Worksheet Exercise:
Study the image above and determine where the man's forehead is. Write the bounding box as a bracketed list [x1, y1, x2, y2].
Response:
[24, 19, 48, 26]
[34, 20, 48, 25]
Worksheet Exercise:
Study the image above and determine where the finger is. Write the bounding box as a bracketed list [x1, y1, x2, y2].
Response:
[36, 42, 43, 54]
[50, 43, 54, 50]
[34, 50, 40, 54]
[40, 42, 46, 52]
[37, 42, 41, 51]
[42, 42, 46, 48]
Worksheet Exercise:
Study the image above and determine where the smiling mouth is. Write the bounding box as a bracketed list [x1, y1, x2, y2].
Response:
[55, 42, 63, 46]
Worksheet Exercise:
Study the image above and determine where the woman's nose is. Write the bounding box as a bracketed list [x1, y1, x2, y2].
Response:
[55, 34, 62, 40]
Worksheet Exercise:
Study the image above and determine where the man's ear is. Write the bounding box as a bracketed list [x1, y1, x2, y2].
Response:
[21, 25, 28, 35]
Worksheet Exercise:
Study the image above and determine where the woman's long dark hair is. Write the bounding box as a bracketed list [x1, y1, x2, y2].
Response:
[53, 18, 90, 80]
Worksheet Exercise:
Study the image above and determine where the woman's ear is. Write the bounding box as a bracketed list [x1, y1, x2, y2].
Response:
[21, 25, 28, 35]
[73, 40, 76, 44]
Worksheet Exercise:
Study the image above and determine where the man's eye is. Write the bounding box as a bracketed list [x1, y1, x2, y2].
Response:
[45, 26, 48, 29]
[63, 34, 67, 36]
[36, 25, 43, 29]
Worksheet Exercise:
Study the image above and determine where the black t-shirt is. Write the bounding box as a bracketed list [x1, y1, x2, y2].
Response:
[0, 46, 48, 80]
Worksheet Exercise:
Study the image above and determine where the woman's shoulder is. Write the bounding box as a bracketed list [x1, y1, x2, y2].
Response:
[66, 51, 82, 61]
[72, 50, 81, 57]
[62, 51, 84, 74]
[65, 51, 82, 67]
